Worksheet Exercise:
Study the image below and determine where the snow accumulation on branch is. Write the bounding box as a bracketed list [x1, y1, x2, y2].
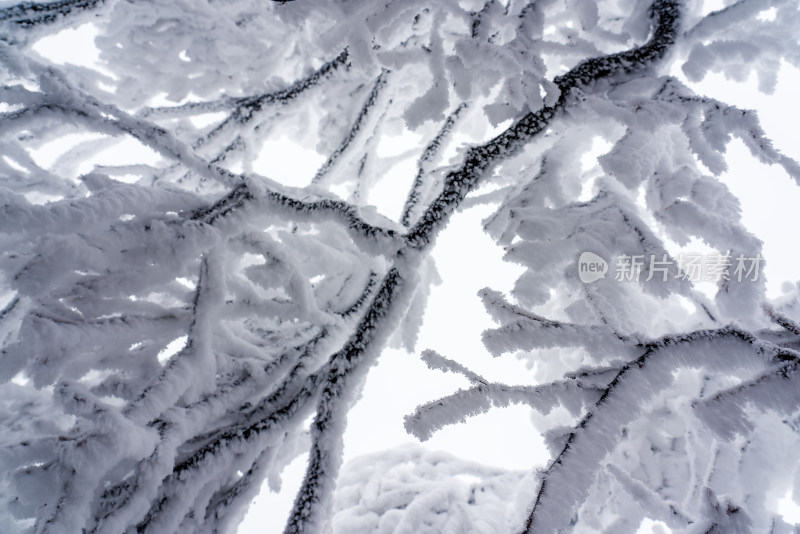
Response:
[0, 0, 107, 35]
[519, 326, 798, 534]
[2, 0, 800, 533]
[139, 50, 351, 121]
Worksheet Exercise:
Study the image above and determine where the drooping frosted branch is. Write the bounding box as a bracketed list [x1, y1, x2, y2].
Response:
[419, 349, 487, 385]
[139, 49, 349, 120]
[191, 183, 404, 256]
[405, 377, 602, 443]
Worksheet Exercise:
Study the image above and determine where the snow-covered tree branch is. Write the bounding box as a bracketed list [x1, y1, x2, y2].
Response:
[1, 0, 799, 532]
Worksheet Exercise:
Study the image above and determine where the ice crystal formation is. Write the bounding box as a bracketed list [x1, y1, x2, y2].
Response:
[1, 0, 799, 532]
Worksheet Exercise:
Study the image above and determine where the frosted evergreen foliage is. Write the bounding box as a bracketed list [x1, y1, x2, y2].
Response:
[0, 0, 798, 532]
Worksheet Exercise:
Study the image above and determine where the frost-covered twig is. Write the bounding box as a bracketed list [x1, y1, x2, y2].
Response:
[311, 70, 389, 185]
[479, 288, 640, 360]
[139, 49, 349, 120]
[763, 303, 800, 336]
[122, 263, 382, 531]
[552, 0, 681, 97]
[404, 104, 559, 250]
[0, 62, 241, 187]
[195, 54, 352, 152]
[0, 0, 106, 33]
[137, 50, 347, 121]
[199, 447, 280, 534]
[400, 102, 468, 227]
[419, 348, 487, 385]
[334, 271, 379, 318]
[653, 77, 800, 180]
[191, 183, 404, 255]
[606, 463, 693, 529]
[123, 254, 219, 425]
[89, 328, 330, 533]
[130, 382, 320, 534]
[405, 377, 602, 442]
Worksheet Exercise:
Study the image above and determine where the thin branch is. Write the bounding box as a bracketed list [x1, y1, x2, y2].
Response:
[400, 102, 468, 227]
[200, 447, 278, 534]
[0, 0, 106, 31]
[334, 271, 379, 318]
[419, 348, 488, 385]
[139, 49, 349, 120]
[0, 296, 20, 324]
[311, 70, 389, 185]
[404, 103, 559, 250]
[194, 50, 350, 150]
[763, 303, 800, 336]
[122, 254, 217, 425]
[190, 184, 404, 255]
[405, 378, 602, 442]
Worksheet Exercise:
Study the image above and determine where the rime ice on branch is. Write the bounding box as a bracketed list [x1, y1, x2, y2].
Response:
[1, 0, 799, 533]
